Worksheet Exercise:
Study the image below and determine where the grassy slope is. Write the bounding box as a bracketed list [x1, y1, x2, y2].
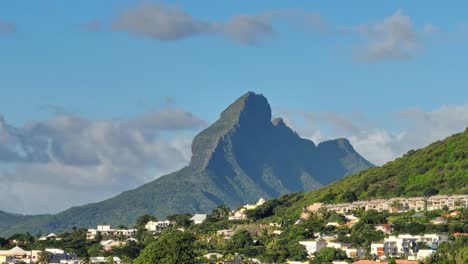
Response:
[277, 128, 468, 218]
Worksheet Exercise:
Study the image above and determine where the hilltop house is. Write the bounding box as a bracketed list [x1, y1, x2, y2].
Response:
[229, 198, 266, 221]
[86, 225, 137, 240]
[370, 234, 448, 258]
[299, 240, 327, 256]
[318, 195, 468, 214]
[190, 214, 207, 225]
[145, 220, 172, 232]
[0, 246, 77, 264]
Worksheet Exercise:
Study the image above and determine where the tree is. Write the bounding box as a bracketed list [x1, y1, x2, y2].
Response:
[388, 257, 397, 264]
[37, 251, 51, 264]
[310, 248, 348, 264]
[135, 214, 157, 229]
[209, 205, 231, 220]
[107, 256, 115, 264]
[166, 214, 192, 228]
[134, 230, 196, 264]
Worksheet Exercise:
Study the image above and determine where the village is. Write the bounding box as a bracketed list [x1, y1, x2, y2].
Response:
[0, 194, 466, 264]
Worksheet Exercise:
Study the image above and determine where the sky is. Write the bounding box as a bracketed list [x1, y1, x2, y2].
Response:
[1, 0, 467, 214]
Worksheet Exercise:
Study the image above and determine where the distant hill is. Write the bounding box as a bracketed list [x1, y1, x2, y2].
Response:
[272, 128, 468, 217]
[0, 92, 372, 236]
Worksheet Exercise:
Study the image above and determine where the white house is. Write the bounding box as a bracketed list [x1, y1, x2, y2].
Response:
[90, 256, 121, 264]
[299, 240, 327, 256]
[145, 220, 171, 232]
[190, 214, 207, 225]
[417, 249, 435, 260]
[86, 225, 137, 240]
[100, 240, 126, 251]
[371, 234, 448, 258]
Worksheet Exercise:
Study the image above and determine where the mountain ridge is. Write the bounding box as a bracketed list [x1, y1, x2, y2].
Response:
[0, 92, 373, 236]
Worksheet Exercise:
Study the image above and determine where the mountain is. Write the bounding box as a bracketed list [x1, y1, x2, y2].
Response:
[271, 127, 468, 218]
[0, 92, 372, 236]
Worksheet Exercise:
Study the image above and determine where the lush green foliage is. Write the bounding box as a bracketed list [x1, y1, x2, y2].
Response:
[134, 230, 196, 264]
[310, 247, 348, 264]
[275, 129, 468, 217]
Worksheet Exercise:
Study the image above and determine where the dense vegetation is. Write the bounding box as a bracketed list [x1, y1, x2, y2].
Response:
[270, 128, 468, 217]
[1, 205, 466, 264]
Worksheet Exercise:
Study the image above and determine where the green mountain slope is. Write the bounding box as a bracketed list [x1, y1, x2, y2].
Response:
[273, 128, 468, 217]
[0, 92, 372, 236]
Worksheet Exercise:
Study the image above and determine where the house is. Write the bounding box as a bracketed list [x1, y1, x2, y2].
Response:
[204, 253, 223, 259]
[145, 220, 171, 232]
[0, 246, 77, 264]
[90, 256, 121, 263]
[344, 247, 365, 259]
[325, 241, 364, 258]
[39, 233, 59, 241]
[417, 249, 435, 260]
[299, 240, 327, 256]
[190, 214, 207, 224]
[375, 224, 393, 234]
[430, 217, 447, 225]
[86, 225, 137, 240]
[370, 242, 385, 258]
[228, 209, 247, 220]
[100, 240, 126, 251]
[217, 229, 236, 239]
[0, 246, 31, 263]
[371, 234, 448, 258]
[243, 198, 266, 210]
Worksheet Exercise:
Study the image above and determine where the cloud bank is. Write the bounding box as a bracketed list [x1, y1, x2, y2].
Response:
[108, 3, 323, 45]
[0, 108, 206, 214]
[280, 104, 468, 165]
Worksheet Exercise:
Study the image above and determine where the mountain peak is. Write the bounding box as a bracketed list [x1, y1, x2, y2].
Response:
[219, 92, 271, 125]
[190, 92, 271, 169]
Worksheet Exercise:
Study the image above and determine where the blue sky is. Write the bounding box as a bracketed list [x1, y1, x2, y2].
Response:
[0, 1, 467, 214]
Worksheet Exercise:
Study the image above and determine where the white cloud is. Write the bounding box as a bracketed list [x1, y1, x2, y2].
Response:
[279, 104, 468, 165]
[0, 108, 206, 214]
[351, 9, 419, 62]
[110, 3, 323, 46]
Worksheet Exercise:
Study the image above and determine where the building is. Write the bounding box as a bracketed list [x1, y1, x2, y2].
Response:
[375, 224, 393, 234]
[243, 198, 266, 210]
[90, 256, 121, 264]
[204, 253, 223, 259]
[315, 195, 468, 214]
[0, 246, 31, 263]
[38, 233, 59, 241]
[86, 225, 137, 240]
[417, 249, 435, 261]
[299, 240, 327, 256]
[216, 229, 236, 240]
[370, 234, 448, 258]
[325, 241, 365, 259]
[145, 220, 171, 232]
[0, 246, 77, 264]
[190, 214, 207, 225]
[100, 240, 126, 251]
